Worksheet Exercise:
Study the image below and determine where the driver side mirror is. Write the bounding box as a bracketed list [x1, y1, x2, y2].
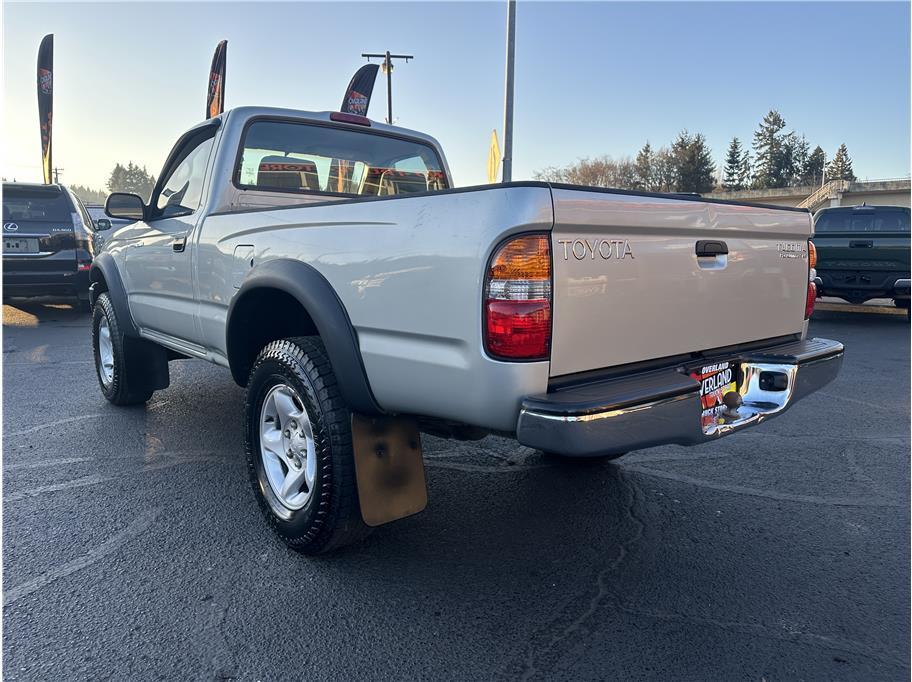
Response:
[105, 192, 145, 221]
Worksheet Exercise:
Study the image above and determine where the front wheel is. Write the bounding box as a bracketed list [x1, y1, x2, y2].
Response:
[244, 337, 370, 555]
[92, 293, 154, 405]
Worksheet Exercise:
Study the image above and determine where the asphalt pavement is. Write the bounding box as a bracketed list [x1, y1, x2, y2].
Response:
[2, 302, 909, 680]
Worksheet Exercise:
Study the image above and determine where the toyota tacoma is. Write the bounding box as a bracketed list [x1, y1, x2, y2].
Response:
[91, 106, 843, 553]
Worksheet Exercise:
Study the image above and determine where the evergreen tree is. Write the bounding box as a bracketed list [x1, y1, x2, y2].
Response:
[106, 162, 156, 200]
[785, 134, 810, 186]
[69, 184, 108, 204]
[634, 141, 654, 190]
[722, 137, 746, 190]
[671, 131, 716, 193]
[826, 144, 856, 182]
[738, 150, 752, 188]
[803, 146, 826, 186]
[752, 110, 788, 189]
[106, 163, 126, 193]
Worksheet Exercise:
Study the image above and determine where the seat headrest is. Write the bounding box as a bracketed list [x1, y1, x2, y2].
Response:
[362, 168, 429, 196]
[256, 156, 320, 191]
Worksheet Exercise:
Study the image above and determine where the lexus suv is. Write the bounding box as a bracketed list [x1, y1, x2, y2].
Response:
[2, 182, 96, 310]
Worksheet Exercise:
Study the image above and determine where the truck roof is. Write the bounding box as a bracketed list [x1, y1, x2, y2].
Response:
[3, 182, 65, 191]
[220, 106, 446, 152]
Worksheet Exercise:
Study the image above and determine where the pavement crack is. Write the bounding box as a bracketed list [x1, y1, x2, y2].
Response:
[624, 464, 903, 507]
[5, 474, 111, 501]
[605, 602, 910, 670]
[3, 456, 94, 470]
[517, 469, 645, 680]
[6, 413, 106, 437]
[3, 510, 158, 607]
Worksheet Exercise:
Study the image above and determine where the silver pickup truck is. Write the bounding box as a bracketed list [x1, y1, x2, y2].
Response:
[93, 106, 843, 553]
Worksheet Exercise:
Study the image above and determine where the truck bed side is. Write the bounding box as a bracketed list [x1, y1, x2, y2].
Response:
[198, 185, 554, 431]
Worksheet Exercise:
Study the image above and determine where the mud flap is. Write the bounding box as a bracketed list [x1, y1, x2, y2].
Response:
[351, 414, 427, 527]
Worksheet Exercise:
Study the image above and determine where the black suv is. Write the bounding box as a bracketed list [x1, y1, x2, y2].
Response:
[2, 182, 96, 310]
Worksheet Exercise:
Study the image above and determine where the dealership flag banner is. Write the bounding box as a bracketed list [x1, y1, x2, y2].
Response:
[206, 40, 227, 119]
[487, 129, 501, 184]
[37, 34, 53, 184]
[340, 63, 379, 116]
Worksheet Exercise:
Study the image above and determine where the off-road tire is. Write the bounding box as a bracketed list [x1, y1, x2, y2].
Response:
[92, 293, 154, 405]
[244, 337, 370, 555]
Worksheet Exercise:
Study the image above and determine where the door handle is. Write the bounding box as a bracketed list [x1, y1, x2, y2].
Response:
[172, 238, 186, 253]
[849, 240, 873, 248]
[695, 240, 728, 257]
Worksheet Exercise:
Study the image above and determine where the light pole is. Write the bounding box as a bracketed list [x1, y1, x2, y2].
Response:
[502, 0, 516, 182]
[362, 51, 413, 124]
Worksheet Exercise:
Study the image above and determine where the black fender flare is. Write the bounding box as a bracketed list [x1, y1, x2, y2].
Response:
[89, 253, 169, 389]
[89, 253, 138, 337]
[227, 259, 382, 415]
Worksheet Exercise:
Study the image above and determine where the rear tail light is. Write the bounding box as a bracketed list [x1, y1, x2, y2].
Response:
[484, 234, 552, 360]
[805, 281, 817, 319]
[805, 239, 817, 319]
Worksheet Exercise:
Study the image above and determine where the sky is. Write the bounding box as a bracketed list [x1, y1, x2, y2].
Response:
[2, 1, 910, 190]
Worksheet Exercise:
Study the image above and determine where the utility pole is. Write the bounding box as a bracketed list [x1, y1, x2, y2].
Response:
[52, 166, 63, 183]
[362, 51, 413, 124]
[502, 0, 516, 182]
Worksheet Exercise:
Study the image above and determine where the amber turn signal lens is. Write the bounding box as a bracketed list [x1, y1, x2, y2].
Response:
[489, 235, 551, 281]
[808, 240, 817, 270]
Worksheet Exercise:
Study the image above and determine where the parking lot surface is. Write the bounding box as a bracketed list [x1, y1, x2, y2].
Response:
[2, 302, 909, 680]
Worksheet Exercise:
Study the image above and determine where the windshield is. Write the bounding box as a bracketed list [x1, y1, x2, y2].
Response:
[2, 186, 73, 222]
[236, 120, 448, 197]
[815, 208, 911, 233]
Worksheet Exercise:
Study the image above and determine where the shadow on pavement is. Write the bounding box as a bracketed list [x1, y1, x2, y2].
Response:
[2, 300, 89, 326]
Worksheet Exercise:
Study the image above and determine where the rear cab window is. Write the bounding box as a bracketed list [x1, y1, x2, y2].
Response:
[2, 185, 74, 222]
[815, 208, 911, 233]
[235, 119, 449, 198]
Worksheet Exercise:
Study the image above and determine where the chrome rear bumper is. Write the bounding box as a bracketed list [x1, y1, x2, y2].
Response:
[516, 338, 843, 457]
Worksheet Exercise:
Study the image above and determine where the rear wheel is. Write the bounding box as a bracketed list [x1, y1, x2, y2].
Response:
[92, 293, 154, 405]
[244, 337, 369, 554]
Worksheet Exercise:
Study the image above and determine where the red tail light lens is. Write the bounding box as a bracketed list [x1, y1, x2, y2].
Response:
[484, 234, 551, 360]
[805, 280, 817, 319]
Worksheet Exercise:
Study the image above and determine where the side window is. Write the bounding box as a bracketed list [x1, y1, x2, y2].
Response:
[153, 135, 215, 219]
[72, 193, 93, 229]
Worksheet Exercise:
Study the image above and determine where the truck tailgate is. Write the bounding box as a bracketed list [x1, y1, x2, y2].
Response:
[549, 188, 813, 377]
[814, 233, 910, 272]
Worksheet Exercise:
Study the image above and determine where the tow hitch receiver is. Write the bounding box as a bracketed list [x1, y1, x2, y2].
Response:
[351, 414, 427, 527]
